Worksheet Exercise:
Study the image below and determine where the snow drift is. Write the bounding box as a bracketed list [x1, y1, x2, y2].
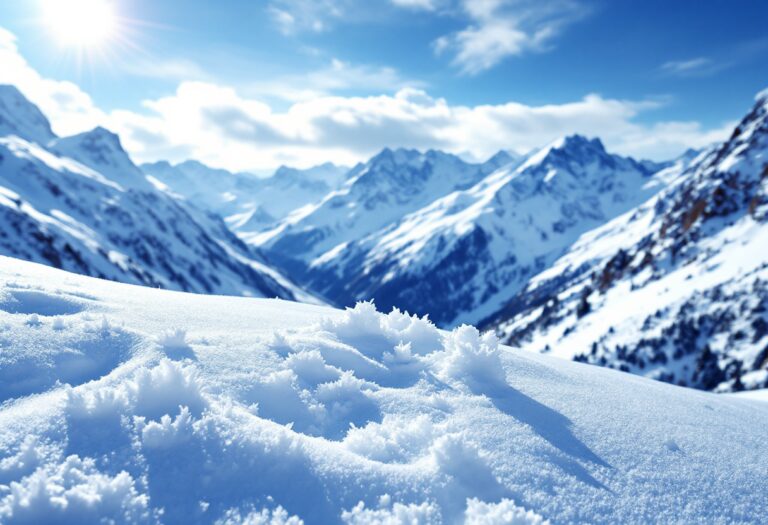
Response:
[0, 257, 766, 524]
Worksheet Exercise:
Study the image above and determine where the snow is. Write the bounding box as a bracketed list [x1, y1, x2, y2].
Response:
[0, 455, 154, 524]
[0, 256, 767, 524]
[464, 499, 548, 525]
[730, 389, 768, 403]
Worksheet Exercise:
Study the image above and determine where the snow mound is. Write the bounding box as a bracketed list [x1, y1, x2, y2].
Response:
[440, 325, 506, 388]
[0, 258, 767, 524]
[342, 495, 441, 524]
[465, 498, 548, 525]
[320, 301, 443, 358]
[0, 455, 155, 525]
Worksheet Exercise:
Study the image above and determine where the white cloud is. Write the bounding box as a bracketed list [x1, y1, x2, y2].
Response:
[0, 27, 105, 135]
[660, 40, 768, 79]
[267, 0, 347, 34]
[659, 57, 727, 78]
[661, 57, 712, 75]
[246, 58, 425, 102]
[0, 26, 734, 173]
[106, 83, 733, 171]
[433, 0, 587, 74]
[268, 1, 586, 73]
[390, 0, 437, 10]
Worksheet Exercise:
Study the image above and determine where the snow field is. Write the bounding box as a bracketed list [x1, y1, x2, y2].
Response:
[0, 259, 767, 523]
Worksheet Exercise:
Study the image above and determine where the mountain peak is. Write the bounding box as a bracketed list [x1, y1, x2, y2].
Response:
[141, 160, 173, 171]
[53, 126, 151, 191]
[58, 126, 126, 154]
[482, 150, 523, 173]
[558, 134, 606, 153]
[519, 134, 609, 172]
[81, 126, 124, 149]
[0, 84, 56, 144]
[755, 86, 768, 104]
[271, 163, 347, 188]
[369, 147, 422, 166]
[176, 159, 215, 171]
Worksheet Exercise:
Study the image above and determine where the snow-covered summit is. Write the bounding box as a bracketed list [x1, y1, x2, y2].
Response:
[0, 84, 56, 145]
[53, 126, 153, 191]
[481, 149, 524, 174]
[251, 148, 491, 266]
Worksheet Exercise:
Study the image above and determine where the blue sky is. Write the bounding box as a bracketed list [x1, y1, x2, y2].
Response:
[0, 0, 766, 171]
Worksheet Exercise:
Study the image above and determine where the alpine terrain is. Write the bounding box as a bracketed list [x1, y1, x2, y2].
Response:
[275, 137, 671, 327]
[484, 88, 768, 393]
[0, 85, 312, 302]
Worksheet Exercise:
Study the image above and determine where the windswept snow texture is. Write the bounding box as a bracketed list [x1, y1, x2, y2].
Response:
[487, 87, 768, 393]
[0, 257, 766, 524]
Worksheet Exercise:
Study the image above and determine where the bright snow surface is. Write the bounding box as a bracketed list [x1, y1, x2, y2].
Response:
[0, 256, 766, 524]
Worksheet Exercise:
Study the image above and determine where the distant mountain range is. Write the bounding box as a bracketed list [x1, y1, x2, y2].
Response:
[141, 160, 347, 235]
[2, 81, 766, 393]
[266, 136, 673, 327]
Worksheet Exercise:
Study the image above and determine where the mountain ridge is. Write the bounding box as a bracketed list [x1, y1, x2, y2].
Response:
[292, 133, 673, 326]
[484, 88, 768, 392]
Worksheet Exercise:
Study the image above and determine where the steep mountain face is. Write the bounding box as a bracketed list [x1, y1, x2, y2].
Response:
[142, 160, 348, 235]
[0, 85, 313, 302]
[299, 136, 668, 326]
[0, 85, 55, 145]
[485, 88, 768, 393]
[248, 148, 508, 265]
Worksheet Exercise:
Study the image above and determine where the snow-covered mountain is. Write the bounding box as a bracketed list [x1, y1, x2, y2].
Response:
[0, 84, 313, 302]
[0, 256, 766, 524]
[485, 88, 768, 393]
[249, 148, 525, 292]
[291, 136, 671, 326]
[141, 160, 348, 235]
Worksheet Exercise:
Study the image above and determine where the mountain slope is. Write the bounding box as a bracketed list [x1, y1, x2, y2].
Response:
[0, 84, 312, 302]
[301, 136, 670, 326]
[0, 85, 55, 145]
[248, 148, 513, 269]
[486, 88, 768, 393]
[1, 257, 767, 524]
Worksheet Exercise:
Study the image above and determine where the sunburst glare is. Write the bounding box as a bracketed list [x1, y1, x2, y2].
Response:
[37, 0, 148, 70]
[42, 0, 117, 48]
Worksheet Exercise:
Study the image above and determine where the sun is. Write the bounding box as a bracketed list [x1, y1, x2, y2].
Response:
[41, 0, 118, 49]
